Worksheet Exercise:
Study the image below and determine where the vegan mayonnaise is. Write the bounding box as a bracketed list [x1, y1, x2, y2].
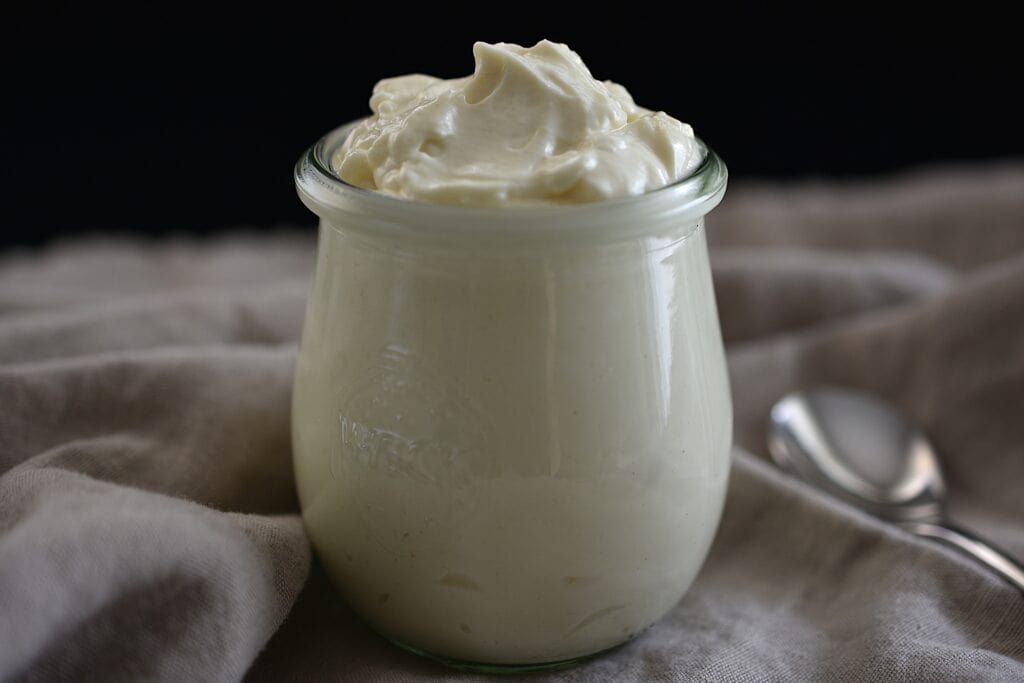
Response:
[293, 39, 731, 668]
[333, 40, 703, 206]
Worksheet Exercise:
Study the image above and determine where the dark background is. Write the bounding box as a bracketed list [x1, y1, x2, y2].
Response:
[3, 7, 1021, 247]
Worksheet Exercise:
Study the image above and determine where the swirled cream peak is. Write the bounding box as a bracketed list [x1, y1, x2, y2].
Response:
[333, 40, 703, 206]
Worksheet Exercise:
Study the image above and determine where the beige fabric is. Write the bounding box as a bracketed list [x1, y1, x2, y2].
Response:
[1, 166, 1023, 681]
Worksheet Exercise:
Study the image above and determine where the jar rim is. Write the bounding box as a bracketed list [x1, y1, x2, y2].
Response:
[295, 121, 728, 244]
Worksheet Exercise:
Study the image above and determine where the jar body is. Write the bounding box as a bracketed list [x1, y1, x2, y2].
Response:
[292, 206, 732, 665]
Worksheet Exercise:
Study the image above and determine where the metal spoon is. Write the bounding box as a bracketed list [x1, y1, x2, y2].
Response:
[768, 385, 1024, 592]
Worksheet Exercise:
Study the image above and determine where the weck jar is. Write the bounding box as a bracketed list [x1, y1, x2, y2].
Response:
[292, 121, 732, 671]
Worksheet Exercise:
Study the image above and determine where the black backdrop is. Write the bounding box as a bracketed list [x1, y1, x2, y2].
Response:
[3, 7, 1021, 247]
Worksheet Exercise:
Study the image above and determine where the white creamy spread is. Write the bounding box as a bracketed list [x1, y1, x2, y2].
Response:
[333, 40, 703, 205]
[294, 39, 731, 666]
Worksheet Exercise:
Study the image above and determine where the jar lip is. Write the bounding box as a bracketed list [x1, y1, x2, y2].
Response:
[295, 121, 727, 244]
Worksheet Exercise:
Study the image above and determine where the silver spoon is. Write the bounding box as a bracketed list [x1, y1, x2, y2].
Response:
[768, 385, 1024, 592]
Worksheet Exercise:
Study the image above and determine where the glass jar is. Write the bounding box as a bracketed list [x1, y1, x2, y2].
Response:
[292, 123, 732, 672]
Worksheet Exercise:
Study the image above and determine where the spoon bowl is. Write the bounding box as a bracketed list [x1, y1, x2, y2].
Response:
[768, 385, 1024, 592]
[769, 387, 944, 521]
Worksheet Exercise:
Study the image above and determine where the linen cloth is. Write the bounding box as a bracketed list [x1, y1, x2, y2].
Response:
[1, 165, 1023, 681]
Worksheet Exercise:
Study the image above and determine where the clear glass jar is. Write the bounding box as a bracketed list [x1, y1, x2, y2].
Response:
[292, 123, 732, 672]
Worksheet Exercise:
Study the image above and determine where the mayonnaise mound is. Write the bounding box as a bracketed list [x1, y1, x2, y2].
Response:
[332, 40, 703, 205]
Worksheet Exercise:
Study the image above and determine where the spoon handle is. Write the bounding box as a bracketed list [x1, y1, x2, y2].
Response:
[902, 521, 1024, 593]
